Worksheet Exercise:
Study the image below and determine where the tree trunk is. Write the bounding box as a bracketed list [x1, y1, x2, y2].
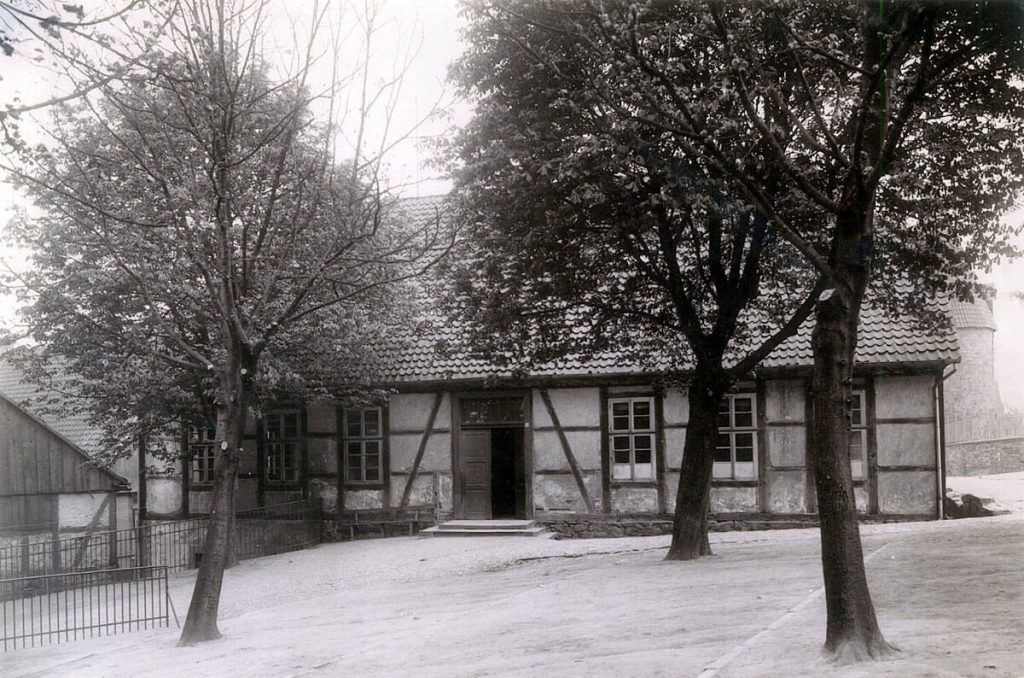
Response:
[809, 288, 895, 662]
[178, 378, 249, 646]
[666, 378, 723, 560]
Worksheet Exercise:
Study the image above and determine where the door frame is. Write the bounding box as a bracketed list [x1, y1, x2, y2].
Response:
[451, 389, 534, 520]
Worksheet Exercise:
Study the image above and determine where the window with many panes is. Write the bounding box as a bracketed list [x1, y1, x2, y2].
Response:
[715, 394, 757, 480]
[265, 411, 300, 482]
[344, 408, 383, 484]
[849, 391, 867, 480]
[189, 424, 217, 485]
[609, 397, 655, 481]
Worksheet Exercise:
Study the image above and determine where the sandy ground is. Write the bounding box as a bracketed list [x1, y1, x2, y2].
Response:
[2, 475, 1021, 678]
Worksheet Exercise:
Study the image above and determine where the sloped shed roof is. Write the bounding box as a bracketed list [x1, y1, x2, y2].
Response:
[0, 360, 108, 458]
[0, 389, 127, 493]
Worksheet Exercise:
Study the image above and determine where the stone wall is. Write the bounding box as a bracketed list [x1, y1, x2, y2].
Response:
[536, 512, 933, 539]
[946, 437, 1024, 476]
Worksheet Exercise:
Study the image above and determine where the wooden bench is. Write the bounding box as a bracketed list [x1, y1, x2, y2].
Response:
[335, 506, 436, 541]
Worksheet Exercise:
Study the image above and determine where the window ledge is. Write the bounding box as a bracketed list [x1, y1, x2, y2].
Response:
[610, 481, 658, 489]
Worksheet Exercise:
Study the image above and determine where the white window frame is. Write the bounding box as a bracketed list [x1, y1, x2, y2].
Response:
[608, 397, 656, 482]
[344, 407, 384, 484]
[849, 390, 867, 481]
[265, 411, 300, 483]
[189, 424, 217, 485]
[714, 393, 758, 480]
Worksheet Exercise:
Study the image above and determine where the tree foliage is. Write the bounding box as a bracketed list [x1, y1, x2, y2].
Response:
[446, 0, 1023, 662]
[445, 0, 833, 560]
[3, 0, 450, 644]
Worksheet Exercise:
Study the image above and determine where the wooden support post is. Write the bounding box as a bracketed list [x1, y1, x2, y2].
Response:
[138, 435, 148, 522]
[50, 503, 60, 573]
[539, 389, 595, 513]
[20, 534, 30, 576]
[107, 492, 118, 568]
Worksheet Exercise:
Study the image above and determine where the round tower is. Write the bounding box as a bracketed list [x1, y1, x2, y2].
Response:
[945, 298, 1003, 442]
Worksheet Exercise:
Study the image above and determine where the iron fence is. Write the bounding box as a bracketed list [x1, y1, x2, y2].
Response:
[0, 566, 172, 652]
[0, 499, 321, 579]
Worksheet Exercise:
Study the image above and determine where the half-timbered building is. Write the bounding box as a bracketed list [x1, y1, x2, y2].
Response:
[170, 297, 959, 533]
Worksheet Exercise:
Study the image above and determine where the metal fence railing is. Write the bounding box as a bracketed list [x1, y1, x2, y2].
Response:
[0, 500, 322, 580]
[0, 566, 172, 652]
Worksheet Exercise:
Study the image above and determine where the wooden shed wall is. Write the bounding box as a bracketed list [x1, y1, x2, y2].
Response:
[0, 395, 121, 498]
[0, 494, 56, 531]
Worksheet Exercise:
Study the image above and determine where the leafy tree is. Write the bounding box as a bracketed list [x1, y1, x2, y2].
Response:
[445, 3, 825, 560]
[3, 0, 450, 646]
[448, 0, 1023, 663]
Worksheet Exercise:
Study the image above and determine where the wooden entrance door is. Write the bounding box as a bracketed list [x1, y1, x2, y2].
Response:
[461, 429, 491, 519]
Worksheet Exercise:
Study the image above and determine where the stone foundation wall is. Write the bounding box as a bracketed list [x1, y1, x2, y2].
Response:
[535, 512, 930, 539]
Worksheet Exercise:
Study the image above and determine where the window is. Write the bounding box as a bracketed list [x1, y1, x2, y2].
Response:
[609, 397, 655, 481]
[265, 412, 300, 482]
[849, 391, 867, 480]
[189, 424, 217, 485]
[344, 408, 383, 483]
[715, 394, 757, 480]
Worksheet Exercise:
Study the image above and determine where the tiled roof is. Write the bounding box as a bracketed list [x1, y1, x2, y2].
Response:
[384, 195, 959, 383]
[393, 194, 449, 229]
[381, 304, 959, 384]
[949, 299, 996, 330]
[0, 360, 109, 458]
[760, 304, 959, 369]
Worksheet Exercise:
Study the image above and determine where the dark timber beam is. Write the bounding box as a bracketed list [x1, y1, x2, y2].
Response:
[539, 389, 595, 513]
[399, 393, 444, 509]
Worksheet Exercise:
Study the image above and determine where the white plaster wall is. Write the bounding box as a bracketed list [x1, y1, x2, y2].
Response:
[344, 488, 384, 510]
[310, 479, 338, 512]
[533, 429, 600, 472]
[766, 471, 805, 513]
[767, 427, 806, 467]
[664, 428, 687, 470]
[662, 387, 689, 426]
[878, 471, 935, 514]
[57, 493, 110, 529]
[534, 472, 601, 513]
[306, 403, 337, 434]
[875, 375, 935, 419]
[532, 387, 601, 428]
[386, 432, 451, 474]
[876, 423, 936, 467]
[854, 486, 869, 513]
[710, 486, 758, 513]
[764, 380, 805, 422]
[115, 493, 135, 529]
[147, 477, 183, 516]
[389, 393, 451, 431]
[388, 473, 439, 508]
[610, 484, 659, 512]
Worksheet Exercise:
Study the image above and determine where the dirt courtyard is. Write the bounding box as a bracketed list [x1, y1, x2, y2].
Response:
[2, 479, 1022, 677]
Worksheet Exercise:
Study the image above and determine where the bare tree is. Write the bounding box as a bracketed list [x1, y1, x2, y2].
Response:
[4, 0, 451, 645]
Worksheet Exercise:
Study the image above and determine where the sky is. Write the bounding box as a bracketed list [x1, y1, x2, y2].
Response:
[1, 0, 1023, 408]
